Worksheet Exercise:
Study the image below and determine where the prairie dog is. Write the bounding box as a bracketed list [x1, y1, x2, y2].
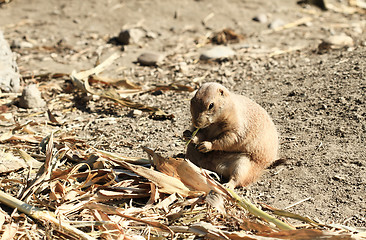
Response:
[185, 82, 279, 188]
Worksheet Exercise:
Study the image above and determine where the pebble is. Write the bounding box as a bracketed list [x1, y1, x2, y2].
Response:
[137, 52, 164, 66]
[252, 13, 268, 23]
[19, 84, 46, 109]
[118, 28, 145, 45]
[0, 30, 20, 93]
[200, 46, 236, 60]
[332, 175, 346, 182]
[318, 35, 354, 53]
[11, 39, 34, 49]
[323, 35, 354, 48]
[338, 97, 347, 104]
[127, 109, 143, 118]
[146, 31, 158, 39]
[178, 62, 189, 73]
[268, 19, 285, 29]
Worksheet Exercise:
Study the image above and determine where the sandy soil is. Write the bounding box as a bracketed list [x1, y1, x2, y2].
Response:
[0, 0, 365, 228]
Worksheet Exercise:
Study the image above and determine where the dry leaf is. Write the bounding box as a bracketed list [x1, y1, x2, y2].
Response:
[0, 151, 28, 174]
[50, 181, 66, 202]
[239, 219, 274, 233]
[85, 202, 174, 236]
[143, 147, 225, 195]
[19, 132, 55, 200]
[90, 75, 141, 90]
[47, 109, 61, 124]
[0, 131, 41, 144]
[210, 28, 244, 45]
[115, 160, 196, 197]
[0, 113, 13, 122]
[1, 222, 18, 240]
[0, 208, 8, 230]
[92, 209, 125, 240]
[259, 229, 353, 240]
[18, 149, 44, 169]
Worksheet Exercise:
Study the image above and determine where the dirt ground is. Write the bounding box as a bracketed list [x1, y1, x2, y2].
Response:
[0, 0, 365, 230]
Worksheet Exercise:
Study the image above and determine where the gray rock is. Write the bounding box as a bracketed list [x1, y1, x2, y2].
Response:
[118, 28, 145, 45]
[268, 19, 285, 29]
[200, 46, 236, 60]
[19, 84, 46, 109]
[137, 52, 164, 66]
[0, 30, 21, 93]
[252, 13, 268, 23]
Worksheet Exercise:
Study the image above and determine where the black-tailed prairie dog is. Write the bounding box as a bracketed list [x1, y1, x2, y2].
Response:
[185, 82, 279, 188]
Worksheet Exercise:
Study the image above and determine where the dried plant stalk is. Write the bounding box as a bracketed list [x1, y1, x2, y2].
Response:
[226, 188, 296, 231]
[185, 128, 200, 148]
[0, 190, 95, 240]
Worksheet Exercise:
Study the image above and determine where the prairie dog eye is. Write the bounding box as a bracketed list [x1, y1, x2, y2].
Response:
[208, 103, 214, 110]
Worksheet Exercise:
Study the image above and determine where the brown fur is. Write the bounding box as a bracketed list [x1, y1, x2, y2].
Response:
[185, 82, 279, 188]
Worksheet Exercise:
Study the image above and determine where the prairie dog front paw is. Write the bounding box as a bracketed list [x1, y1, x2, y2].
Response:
[183, 130, 199, 144]
[197, 141, 213, 153]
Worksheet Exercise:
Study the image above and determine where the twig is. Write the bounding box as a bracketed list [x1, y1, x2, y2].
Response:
[202, 12, 215, 26]
[72, 53, 120, 80]
[263, 17, 312, 34]
[226, 188, 296, 231]
[284, 197, 312, 210]
[0, 190, 95, 240]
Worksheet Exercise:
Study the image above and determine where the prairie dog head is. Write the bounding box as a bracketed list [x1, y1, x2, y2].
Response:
[190, 82, 230, 129]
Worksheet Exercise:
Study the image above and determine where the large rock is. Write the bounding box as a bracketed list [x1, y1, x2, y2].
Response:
[0, 30, 21, 93]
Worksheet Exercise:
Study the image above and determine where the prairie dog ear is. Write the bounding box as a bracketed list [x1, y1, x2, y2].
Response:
[218, 88, 224, 96]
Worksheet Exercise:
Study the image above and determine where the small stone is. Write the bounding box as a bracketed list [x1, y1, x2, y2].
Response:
[133, 109, 143, 116]
[252, 13, 268, 23]
[332, 175, 345, 181]
[200, 46, 235, 60]
[151, 90, 163, 96]
[338, 97, 347, 104]
[178, 62, 189, 73]
[117, 28, 145, 45]
[11, 39, 33, 49]
[137, 52, 164, 66]
[318, 35, 354, 53]
[323, 35, 354, 48]
[128, 109, 143, 118]
[268, 19, 285, 29]
[19, 84, 46, 109]
[146, 31, 158, 39]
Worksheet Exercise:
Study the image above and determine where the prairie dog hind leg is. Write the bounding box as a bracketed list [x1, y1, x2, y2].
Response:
[186, 144, 260, 188]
